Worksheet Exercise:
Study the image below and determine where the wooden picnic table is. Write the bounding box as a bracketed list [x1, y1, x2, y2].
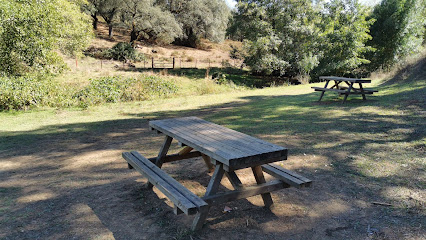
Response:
[123, 117, 312, 231]
[312, 76, 378, 103]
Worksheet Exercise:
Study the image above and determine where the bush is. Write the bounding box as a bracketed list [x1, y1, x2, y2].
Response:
[104, 42, 145, 62]
[0, 75, 67, 110]
[75, 75, 178, 107]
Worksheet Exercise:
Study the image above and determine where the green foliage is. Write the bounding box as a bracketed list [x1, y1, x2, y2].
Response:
[0, 75, 65, 110]
[120, 0, 182, 44]
[0, 0, 93, 76]
[368, 0, 426, 70]
[75, 75, 178, 107]
[230, 0, 375, 80]
[170, 0, 231, 47]
[314, 0, 375, 77]
[105, 42, 145, 62]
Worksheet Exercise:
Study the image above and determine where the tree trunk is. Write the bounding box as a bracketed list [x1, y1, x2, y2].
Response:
[92, 14, 98, 30]
[130, 24, 138, 42]
[108, 25, 113, 38]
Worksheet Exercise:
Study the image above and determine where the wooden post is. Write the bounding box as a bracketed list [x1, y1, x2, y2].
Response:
[152, 57, 154, 69]
[208, 59, 210, 68]
[180, 58, 182, 68]
[173, 57, 175, 69]
[100, 60, 102, 69]
[75, 57, 78, 68]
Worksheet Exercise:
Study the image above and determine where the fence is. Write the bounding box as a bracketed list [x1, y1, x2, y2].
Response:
[72, 57, 243, 71]
[146, 57, 242, 69]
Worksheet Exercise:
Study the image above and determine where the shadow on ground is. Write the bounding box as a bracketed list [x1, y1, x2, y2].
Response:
[1, 68, 425, 239]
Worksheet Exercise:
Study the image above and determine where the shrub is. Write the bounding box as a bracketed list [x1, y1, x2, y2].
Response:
[104, 42, 145, 62]
[75, 75, 178, 106]
[0, 75, 67, 110]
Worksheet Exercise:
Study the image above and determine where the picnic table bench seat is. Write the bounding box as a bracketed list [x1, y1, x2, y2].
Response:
[311, 87, 347, 93]
[262, 164, 312, 188]
[123, 151, 208, 215]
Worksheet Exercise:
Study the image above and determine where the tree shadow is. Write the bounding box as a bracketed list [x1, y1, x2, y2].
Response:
[1, 80, 425, 239]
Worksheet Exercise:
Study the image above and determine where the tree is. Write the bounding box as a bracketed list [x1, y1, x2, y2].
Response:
[83, 0, 121, 37]
[0, 0, 93, 75]
[229, 0, 375, 79]
[169, 0, 231, 47]
[231, 0, 322, 76]
[314, 0, 375, 77]
[83, 0, 102, 30]
[368, 0, 426, 69]
[98, 0, 122, 38]
[120, 0, 182, 43]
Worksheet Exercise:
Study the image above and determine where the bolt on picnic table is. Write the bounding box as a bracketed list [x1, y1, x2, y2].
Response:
[122, 117, 312, 231]
[312, 76, 378, 103]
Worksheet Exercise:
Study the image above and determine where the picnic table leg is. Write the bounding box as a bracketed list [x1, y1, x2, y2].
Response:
[192, 163, 225, 231]
[201, 154, 215, 172]
[147, 136, 173, 188]
[318, 80, 330, 101]
[251, 165, 273, 207]
[359, 83, 367, 100]
[342, 82, 354, 104]
[225, 171, 243, 190]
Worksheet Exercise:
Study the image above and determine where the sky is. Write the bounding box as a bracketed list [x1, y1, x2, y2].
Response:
[224, 0, 381, 9]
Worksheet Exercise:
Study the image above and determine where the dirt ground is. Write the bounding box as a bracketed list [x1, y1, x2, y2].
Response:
[1, 101, 425, 240]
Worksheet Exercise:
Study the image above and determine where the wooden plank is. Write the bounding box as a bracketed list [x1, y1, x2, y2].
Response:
[154, 136, 173, 168]
[202, 180, 289, 205]
[178, 146, 193, 155]
[123, 152, 199, 215]
[342, 82, 353, 103]
[319, 76, 371, 83]
[252, 166, 273, 207]
[262, 164, 312, 188]
[152, 117, 286, 154]
[148, 135, 173, 188]
[150, 119, 239, 164]
[188, 117, 286, 157]
[205, 164, 225, 196]
[147, 151, 202, 163]
[311, 87, 347, 93]
[192, 163, 225, 231]
[160, 118, 259, 158]
[224, 171, 243, 190]
[131, 151, 208, 212]
[201, 154, 214, 172]
[149, 117, 287, 169]
[159, 117, 287, 166]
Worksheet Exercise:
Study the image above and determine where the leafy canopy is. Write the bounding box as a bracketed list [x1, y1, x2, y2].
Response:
[0, 0, 93, 76]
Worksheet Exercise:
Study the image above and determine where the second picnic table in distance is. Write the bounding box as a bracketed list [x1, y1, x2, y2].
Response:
[312, 76, 378, 103]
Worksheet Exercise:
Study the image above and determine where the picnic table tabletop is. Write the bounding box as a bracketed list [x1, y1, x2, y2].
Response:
[319, 76, 372, 83]
[149, 116, 288, 170]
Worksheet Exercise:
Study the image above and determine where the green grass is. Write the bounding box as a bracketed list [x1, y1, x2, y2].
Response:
[0, 58, 425, 238]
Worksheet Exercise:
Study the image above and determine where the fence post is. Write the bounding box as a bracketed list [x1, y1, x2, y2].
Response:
[152, 57, 154, 69]
[173, 57, 175, 69]
[100, 60, 102, 69]
[208, 59, 210, 68]
[180, 58, 182, 68]
[195, 59, 197, 69]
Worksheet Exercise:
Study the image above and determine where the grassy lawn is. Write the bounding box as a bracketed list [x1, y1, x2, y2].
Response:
[0, 59, 425, 239]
